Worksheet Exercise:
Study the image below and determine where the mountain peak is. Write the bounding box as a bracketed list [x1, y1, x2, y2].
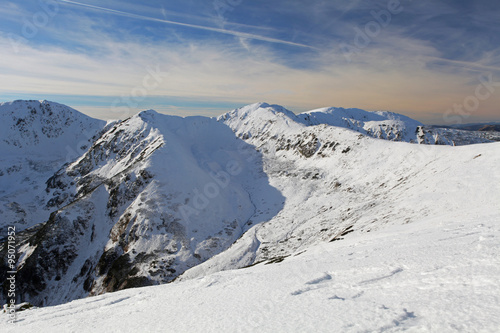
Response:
[0, 100, 105, 154]
[249, 102, 270, 109]
[298, 107, 423, 126]
[218, 102, 297, 122]
[137, 109, 161, 122]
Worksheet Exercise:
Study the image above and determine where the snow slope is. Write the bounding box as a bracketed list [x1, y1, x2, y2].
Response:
[2, 204, 499, 332]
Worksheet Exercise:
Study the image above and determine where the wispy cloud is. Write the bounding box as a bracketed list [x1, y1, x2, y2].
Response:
[57, 0, 316, 49]
[426, 57, 500, 74]
[3, 22, 499, 124]
[0, 1, 27, 22]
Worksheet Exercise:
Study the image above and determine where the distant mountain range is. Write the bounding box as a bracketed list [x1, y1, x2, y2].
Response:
[431, 122, 500, 132]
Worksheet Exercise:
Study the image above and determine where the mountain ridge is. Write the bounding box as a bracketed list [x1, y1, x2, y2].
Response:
[1, 105, 283, 306]
[218, 102, 497, 145]
[1, 100, 499, 308]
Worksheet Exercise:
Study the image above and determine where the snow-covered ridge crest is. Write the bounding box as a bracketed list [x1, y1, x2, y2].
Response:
[297, 106, 423, 142]
[0, 100, 107, 236]
[182, 105, 500, 281]
[0, 100, 105, 154]
[218, 102, 495, 145]
[217, 102, 303, 139]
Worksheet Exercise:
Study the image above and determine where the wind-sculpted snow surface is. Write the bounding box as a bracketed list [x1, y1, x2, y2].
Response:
[2, 207, 499, 332]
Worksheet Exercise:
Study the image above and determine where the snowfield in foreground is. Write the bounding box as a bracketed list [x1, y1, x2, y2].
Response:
[2, 210, 499, 332]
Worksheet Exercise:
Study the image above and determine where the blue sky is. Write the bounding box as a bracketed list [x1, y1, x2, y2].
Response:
[0, 0, 499, 124]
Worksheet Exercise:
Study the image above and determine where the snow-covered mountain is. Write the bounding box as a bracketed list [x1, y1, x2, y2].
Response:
[219, 102, 496, 145]
[1, 101, 499, 332]
[299, 106, 424, 142]
[179, 103, 500, 279]
[0, 100, 105, 156]
[0, 107, 283, 306]
[0, 100, 106, 235]
[1, 100, 499, 316]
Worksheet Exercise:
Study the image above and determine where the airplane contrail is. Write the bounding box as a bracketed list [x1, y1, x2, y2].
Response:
[426, 56, 500, 73]
[57, 0, 317, 50]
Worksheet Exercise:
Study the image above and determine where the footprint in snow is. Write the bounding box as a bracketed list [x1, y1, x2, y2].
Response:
[328, 295, 346, 301]
[358, 268, 403, 285]
[106, 297, 131, 306]
[291, 273, 332, 296]
[305, 273, 332, 285]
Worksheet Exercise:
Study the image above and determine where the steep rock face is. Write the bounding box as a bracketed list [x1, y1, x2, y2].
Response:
[0, 100, 107, 234]
[1, 110, 283, 306]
